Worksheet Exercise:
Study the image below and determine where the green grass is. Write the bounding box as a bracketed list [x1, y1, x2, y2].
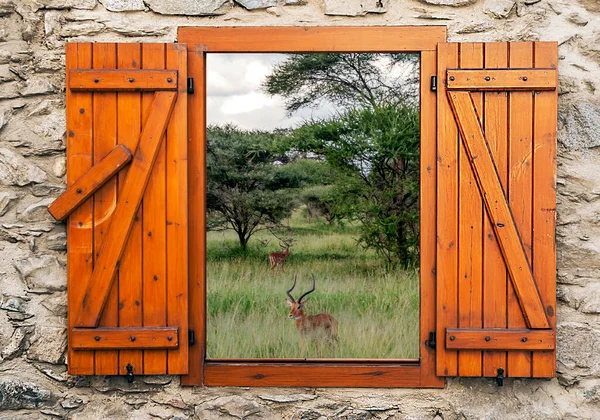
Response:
[207, 210, 419, 359]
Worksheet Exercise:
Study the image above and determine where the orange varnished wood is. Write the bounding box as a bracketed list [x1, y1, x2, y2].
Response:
[178, 28, 444, 388]
[141, 43, 169, 375]
[204, 363, 424, 387]
[419, 50, 444, 388]
[166, 44, 189, 375]
[436, 42, 459, 378]
[447, 91, 549, 330]
[481, 43, 509, 377]
[75, 91, 177, 328]
[507, 42, 534, 377]
[532, 42, 558, 378]
[180, 46, 206, 386]
[70, 69, 177, 91]
[446, 69, 556, 91]
[445, 329, 555, 351]
[66, 43, 95, 375]
[116, 43, 144, 375]
[178, 26, 446, 52]
[72, 327, 179, 350]
[457, 43, 483, 377]
[49, 145, 132, 221]
[92, 43, 119, 375]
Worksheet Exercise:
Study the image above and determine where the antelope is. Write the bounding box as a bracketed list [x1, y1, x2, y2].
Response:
[286, 274, 338, 344]
[269, 243, 290, 274]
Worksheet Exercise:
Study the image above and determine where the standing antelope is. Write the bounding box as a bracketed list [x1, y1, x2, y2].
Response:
[269, 243, 290, 274]
[286, 274, 338, 344]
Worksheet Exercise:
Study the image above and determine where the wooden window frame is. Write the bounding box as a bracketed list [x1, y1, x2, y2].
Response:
[178, 26, 447, 388]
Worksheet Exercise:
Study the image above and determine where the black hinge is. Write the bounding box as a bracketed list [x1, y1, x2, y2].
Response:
[430, 75, 438, 92]
[426, 331, 436, 349]
[496, 367, 505, 386]
[187, 77, 194, 94]
[188, 328, 196, 345]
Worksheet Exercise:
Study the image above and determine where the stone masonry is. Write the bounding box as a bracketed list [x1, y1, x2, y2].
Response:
[0, 0, 599, 418]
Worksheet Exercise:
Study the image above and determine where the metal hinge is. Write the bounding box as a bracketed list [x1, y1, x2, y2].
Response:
[496, 367, 505, 386]
[187, 77, 194, 94]
[426, 331, 436, 349]
[188, 328, 196, 345]
[430, 75, 438, 92]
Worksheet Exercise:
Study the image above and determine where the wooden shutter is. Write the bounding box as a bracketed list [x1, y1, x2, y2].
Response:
[49, 43, 188, 376]
[436, 42, 557, 378]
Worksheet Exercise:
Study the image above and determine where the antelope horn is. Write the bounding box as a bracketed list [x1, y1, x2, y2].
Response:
[298, 274, 316, 304]
[286, 274, 297, 303]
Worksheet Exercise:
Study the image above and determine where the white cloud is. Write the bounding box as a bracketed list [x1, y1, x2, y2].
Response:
[220, 92, 277, 116]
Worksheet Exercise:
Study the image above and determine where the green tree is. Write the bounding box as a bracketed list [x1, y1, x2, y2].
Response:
[206, 125, 300, 251]
[293, 104, 420, 266]
[263, 53, 418, 113]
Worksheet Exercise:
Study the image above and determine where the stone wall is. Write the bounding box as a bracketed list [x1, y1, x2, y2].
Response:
[0, 0, 599, 418]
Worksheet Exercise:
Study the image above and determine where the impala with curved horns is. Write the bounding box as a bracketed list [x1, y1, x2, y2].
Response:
[269, 242, 290, 274]
[286, 274, 338, 343]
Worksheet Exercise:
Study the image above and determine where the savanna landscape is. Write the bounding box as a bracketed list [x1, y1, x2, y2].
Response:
[206, 53, 421, 359]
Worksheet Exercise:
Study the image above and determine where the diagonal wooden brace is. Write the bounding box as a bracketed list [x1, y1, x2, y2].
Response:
[48, 144, 132, 221]
[447, 91, 550, 329]
[74, 91, 177, 328]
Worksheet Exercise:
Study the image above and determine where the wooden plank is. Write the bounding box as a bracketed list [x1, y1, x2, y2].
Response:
[141, 43, 169, 375]
[116, 43, 144, 376]
[49, 145, 132, 221]
[447, 91, 549, 330]
[72, 327, 179, 350]
[482, 43, 509, 377]
[70, 69, 177, 91]
[532, 42, 558, 378]
[166, 44, 189, 375]
[180, 46, 206, 386]
[418, 50, 444, 388]
[457, 43, 484, 377]
[205, 364, 425, 387]
[436, 42, 459, 377]
[75, 91, 178, 328]
[66, 42, 95, 375]
[92, 43, 119, 376]
[446, 69, 556, 91]
[178, 26, 447, 52]
[446, 329, 555, 350]
[507, 42, 534, 377]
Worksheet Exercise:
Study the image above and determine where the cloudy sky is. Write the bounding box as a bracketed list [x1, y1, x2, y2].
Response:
[207, 53, 337, 131]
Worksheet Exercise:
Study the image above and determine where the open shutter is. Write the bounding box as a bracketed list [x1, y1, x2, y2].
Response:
[436, 42, 557, 378]
[49, 43, 188, 376]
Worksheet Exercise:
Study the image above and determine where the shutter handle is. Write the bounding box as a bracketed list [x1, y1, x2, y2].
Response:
[126, 363, 134, 383]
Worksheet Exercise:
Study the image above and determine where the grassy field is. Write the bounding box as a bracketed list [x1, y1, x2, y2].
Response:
[206, 210, 419, 359]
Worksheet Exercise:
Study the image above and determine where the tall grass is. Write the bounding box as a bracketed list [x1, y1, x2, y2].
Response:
[207, 211, 419, 359]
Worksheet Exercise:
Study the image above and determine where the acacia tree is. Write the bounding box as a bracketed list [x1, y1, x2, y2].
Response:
[263, 53, 418, 113]
[293, 104, 420, 266]
[206, 125, 300, 251]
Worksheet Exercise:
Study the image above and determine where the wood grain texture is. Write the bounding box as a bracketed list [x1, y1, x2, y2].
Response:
[49, 145, 132, 221]
[70, 69, 177, 91]
[446, 69, 556, 91]
[436, 42, 459, 377]
[457, 43, 484, 377]
[178, 26, 447, 52]
[116, 43, 144, 375]
[507, 42, 534, 377]
[532, 42, 558, 378]
[92, 43, 119, 375]
[446, 329, 555, 350]
[66, 42, 95, 375]
[141, 43, 169, 375]
[72, 327, 179, 349]
[180, 46, 206, 386]
[75, 91, 177, 328]
[419, 50, 445, 388]
[447, 91, 549, 329]
[481, 43, 509, 377]
[166, 44, 189, 375]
